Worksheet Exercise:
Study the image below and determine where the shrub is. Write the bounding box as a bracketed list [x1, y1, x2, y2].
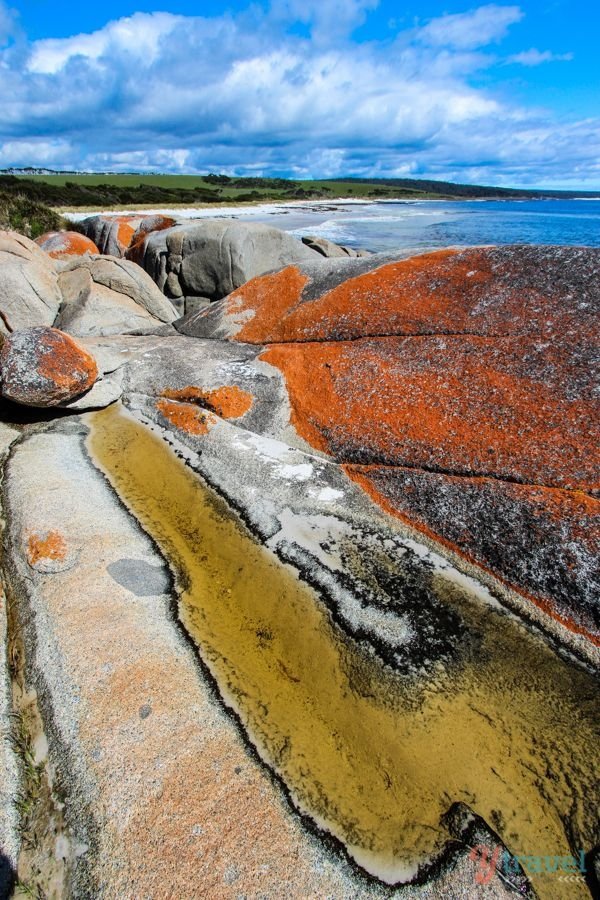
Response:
[0, 192, 64, 239]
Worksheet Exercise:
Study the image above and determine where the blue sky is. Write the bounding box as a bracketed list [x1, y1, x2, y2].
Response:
[1, 0, 598, 187]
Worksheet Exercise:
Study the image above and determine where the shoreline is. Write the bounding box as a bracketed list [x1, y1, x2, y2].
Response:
[62, 197, 393, 219]
[61, 194, 596, 220]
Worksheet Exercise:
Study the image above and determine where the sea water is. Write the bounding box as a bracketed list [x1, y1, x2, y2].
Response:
[272, 198, 600, 253]
[70, 197, 600, 253]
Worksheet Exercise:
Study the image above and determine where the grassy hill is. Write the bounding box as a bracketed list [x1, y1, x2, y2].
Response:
[2, 171, 598, 211]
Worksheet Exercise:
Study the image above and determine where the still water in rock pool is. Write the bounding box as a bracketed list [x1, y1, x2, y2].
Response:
[88, 405, 599, 897]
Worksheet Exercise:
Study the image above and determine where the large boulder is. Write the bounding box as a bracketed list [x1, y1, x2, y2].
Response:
[126, 214, 178, 265]
[180, 244, 599, 343]
[35, 231, 100, 258]
[78, 213, 179, 260]
[78, 215, 144, 257]
[128, 219, 325, 302]
[0, 231, 62, 335]
[179, 244, 600, 648]
[0, 326, 98, 406]
[55, 255, 178, 337]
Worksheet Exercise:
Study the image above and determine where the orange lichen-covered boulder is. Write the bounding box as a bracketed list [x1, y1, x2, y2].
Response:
[0, 326, 98, 406]
[78, 215, 144, 257]
[35, 231, 99, 258]
[78, 213, 181, 261]
[126, 215, 178, 265]
[179, 244, 599, 344]
[184, 244, 600, 647]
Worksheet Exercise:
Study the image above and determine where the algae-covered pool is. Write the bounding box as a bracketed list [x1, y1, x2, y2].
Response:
[89, 404, 600, 898]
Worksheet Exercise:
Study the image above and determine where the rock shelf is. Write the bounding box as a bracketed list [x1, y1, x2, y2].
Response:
[0, 221, 598, 898]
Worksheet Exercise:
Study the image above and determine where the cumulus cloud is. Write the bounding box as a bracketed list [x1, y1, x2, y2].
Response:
[27, 12, 185, 74]
[0, 2, 594, 187]
[507, 48, 573, 66]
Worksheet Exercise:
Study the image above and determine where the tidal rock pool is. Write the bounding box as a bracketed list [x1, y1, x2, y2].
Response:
[89, 404, 599, 898]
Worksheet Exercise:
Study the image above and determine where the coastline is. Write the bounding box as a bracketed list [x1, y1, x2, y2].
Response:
[62, 197, 386, 219]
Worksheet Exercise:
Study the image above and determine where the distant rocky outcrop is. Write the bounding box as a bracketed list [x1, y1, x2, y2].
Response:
[126, 214, 178, 264]
[0, 325, 98, 406]
[301, 235, 370, 258]
[0, 231, 62, 335]
[35, 231, 100, 258]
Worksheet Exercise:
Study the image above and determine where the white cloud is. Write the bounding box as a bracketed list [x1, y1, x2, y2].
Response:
[507, 48, 573, 66]
[418, 4, 524, 49]
[0, 0, 17, 46]
[271, 0, 379, 41]
[0, 139, 75, 166]
[27, 12, 184, 74]
[0, 3, 596, 188]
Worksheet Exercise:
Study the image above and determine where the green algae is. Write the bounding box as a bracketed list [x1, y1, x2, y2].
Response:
[88, 404, 599, 897]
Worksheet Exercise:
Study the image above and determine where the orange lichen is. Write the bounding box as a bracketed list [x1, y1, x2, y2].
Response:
[156, 398, 218, 435]
[161, 385, 253, 419]
[36, 232, 99, 258]
[127, 215, 177, 262]
[27, 530, 67, 566]
[227, 266, 309, 342]
[231, 248, 597, 345]
[115, 218, 137, 252]
[35, 231, 59, 245]
[260, 336, 598, 492]
[36, 329, 98, 392]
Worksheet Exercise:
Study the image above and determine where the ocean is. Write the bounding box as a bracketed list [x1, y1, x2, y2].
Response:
[253, 198, 600, 254]
[71, 197, 600, 254]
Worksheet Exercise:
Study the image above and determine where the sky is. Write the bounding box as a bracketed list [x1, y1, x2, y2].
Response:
[0, 0, 598, 187]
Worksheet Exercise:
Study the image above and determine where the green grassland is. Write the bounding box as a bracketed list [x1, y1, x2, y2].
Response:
[1, 171, 598, 216]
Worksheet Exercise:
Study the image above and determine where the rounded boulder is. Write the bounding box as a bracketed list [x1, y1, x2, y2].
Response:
[0, 326, 98, 407]
[36, 231, 100, 258]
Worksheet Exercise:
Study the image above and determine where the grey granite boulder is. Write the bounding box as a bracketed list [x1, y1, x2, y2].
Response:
[0, 231, 62, 336]
[77, 215, 143, 257]
[128, 219, 324, 302]
[301, 235, 370, 258]
[55, 255, 178, 337]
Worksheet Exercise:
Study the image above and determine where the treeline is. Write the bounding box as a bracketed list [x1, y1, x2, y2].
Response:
[328, 177, 599, 199]
[0, 174, 329, 208]
[0, 175, 226, 207]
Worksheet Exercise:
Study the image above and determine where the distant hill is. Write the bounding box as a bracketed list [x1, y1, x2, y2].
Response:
[1, 171, 598, 208]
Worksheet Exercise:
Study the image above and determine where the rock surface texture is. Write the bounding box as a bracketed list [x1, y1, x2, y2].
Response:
[186, 245, 600, 649]
[1, 418, 526, 899]
[301, 234, 370, 257]
[0, 231, 62, 335]
[35, 231, 100, 258]
[55, 255, 178, 336]
[0, 234, 598, 900]
[78, 215, 144, 257]
[0, 326, 98, 406]
[129, 219, 325, 302]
